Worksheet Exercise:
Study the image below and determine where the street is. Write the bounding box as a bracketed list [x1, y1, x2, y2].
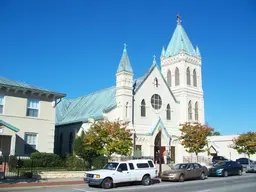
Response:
[2, 174, 256, 192]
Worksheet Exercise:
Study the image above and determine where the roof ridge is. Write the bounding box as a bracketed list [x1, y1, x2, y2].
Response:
[67, 86, 116, 100]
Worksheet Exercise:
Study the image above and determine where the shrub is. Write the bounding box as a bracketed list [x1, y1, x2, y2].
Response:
[30, 152, 62, 167]
[8, 156, 18, 171]
[65, 155, 88, 171]
[92, 155, 108, 170]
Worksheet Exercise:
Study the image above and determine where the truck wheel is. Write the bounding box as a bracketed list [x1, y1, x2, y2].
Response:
[142, 175, 151, 186]
[101, 178, 113, 189]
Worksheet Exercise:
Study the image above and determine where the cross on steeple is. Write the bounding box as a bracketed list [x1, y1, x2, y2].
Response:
[177, 14, 182, 25]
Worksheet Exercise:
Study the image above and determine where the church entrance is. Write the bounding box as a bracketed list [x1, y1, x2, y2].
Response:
[154, 131, 165, 164]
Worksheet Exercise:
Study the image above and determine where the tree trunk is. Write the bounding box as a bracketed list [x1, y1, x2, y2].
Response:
[196, 152, 198, 163]
[88, 159, 92, 170]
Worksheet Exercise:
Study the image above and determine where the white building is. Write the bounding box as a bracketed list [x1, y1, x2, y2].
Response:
[55, 16, 205, 163]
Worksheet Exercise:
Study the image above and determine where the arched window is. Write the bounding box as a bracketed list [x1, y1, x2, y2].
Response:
[125, 102, 128, 118]
[195, 102, 199, 121]
[175, 67, 180, 86]
[188, 101, 192, 120]
[69, 132, 73, 154]
[141, 99, 146, 117]
[187, 67, 191, 85]
[154, 77, 159, 87]
[167, 70, 172, 87]
[166, 104, 171, 120]
[193, 69, 197, 87]
[59, 133, 63, 156]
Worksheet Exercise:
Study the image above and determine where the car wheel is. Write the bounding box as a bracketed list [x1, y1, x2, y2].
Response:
[200, 172, 205, 180]
[101, 178, 113, 189]
[223, 170, 228, 177]
[178, 174, 184, 182]
[142, 175, 151, 186]
[238, 169, 242, 176]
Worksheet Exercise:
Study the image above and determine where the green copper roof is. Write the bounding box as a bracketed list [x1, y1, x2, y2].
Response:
[56, 57, 178, 126]
[165, 24, 196, 57]
[0, 120, 20, 132]
[56, 87, 116, 126]
[116, 45, 133, 73]
[0, 76, 66, 98]
[196, 46, 201, 57]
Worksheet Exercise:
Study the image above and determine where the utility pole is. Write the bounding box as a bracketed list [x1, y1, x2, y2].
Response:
[132, 81, 136, 157]
[158, 129, 162, 177]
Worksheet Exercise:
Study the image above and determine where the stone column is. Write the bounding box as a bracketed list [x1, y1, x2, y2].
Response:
[10, 134, 16, 156]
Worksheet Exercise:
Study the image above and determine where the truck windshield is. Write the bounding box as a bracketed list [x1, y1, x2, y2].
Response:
[103, 163, 119, 170]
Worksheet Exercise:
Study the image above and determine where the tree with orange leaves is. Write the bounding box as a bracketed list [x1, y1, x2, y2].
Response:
[179, 122, 214, 161]
[231, 132, 256, 158]
[83, 120, 133, 160]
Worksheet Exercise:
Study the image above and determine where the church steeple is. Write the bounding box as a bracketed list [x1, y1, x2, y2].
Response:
[117, 44, 133, 73]
[165, 15, 196, 57]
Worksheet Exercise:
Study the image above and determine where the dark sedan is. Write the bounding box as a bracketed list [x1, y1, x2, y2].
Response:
[209, 160, 243, 177]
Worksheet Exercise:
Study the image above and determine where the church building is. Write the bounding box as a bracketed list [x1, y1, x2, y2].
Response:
[55, 15, 204, 163]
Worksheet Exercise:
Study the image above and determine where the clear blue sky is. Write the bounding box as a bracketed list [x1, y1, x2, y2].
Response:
[0, 0, 255, 135]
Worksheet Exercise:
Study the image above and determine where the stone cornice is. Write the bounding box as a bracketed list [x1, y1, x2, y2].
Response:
[161, 53, 201, 66]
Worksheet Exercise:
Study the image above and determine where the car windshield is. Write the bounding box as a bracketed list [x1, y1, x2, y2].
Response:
[173, 164, 188, 169]
[214, 161, 226, 167]
[103, 163, 119, 170]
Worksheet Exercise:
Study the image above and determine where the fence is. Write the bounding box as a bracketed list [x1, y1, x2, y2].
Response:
[183, 155, 212, 165]
[0, 155, 84, 180]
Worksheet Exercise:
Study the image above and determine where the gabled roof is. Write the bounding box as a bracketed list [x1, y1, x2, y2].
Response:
[0, 120, 20, 132]
[0, 76, 66, 98]
[134, 62, 178, 103]
[56, 62, 178, 126]
[147, 118, 170, 137]
[116, 46, 133, 73]
[56, 87, 116, 126]
[165, 24, 196, 57]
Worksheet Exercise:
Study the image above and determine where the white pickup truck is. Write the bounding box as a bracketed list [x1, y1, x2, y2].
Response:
[84, 159, 157, 189]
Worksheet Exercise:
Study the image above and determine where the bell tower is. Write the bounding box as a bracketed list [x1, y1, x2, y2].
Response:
[116, 44, 134, 121]
[160, 15, 204, 124]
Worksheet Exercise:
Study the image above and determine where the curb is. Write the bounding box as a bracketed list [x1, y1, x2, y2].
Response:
[0, 180, 85, 188]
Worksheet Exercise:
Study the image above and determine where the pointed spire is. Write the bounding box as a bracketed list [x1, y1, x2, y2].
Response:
[161, 45, 166, 57]
[196, 46, 201, 57]
[117, 43, 133, 73]
[177, 14, 182, 25]
[165, 15, 196, 57]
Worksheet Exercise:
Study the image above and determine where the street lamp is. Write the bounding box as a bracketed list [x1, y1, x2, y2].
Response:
[158, 128, 162, 177]
[132, 81, 136, 157]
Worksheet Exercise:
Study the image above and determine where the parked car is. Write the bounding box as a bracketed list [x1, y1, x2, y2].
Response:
[212, 156, 228, 165]
[236, 158, 256, 173]
[209, 160, 243, 177]
[160, 163, 209, 182]
[84, 159, 157, 189]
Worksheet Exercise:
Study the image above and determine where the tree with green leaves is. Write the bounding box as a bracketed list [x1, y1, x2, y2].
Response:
[73, 131, 99, 169]
[211, 131, 221, 136]
[179, 122, 214, 162]
[83, 120, 133, 160]
[231, 132, 256, 158]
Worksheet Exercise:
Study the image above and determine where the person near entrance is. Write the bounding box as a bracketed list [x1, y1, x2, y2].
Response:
[163, 150, 168, 164]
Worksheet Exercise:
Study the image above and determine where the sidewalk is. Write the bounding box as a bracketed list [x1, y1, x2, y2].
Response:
[0, 178, 85, 189]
